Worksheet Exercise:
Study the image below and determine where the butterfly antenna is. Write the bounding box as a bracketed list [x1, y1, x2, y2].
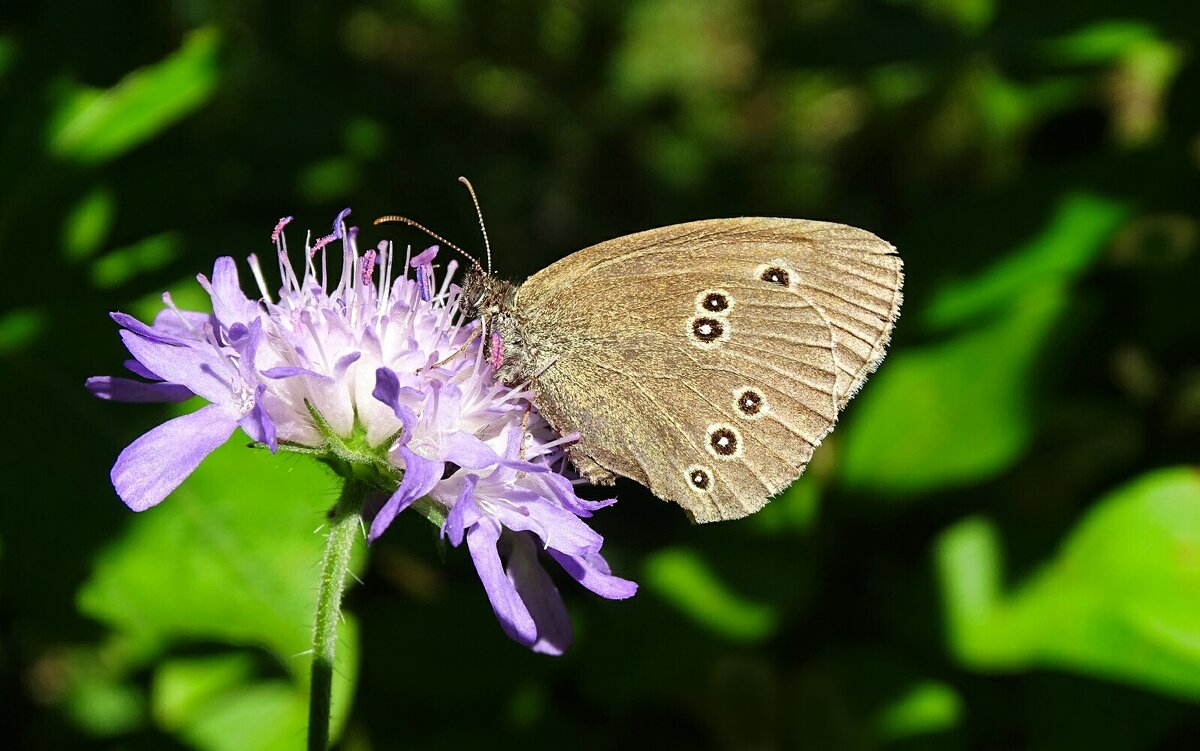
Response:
[458, 176, 492, 274]
[372, 214, 483, 271]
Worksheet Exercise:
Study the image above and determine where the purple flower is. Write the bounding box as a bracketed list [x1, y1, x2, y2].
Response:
[88, 210, 636, 653]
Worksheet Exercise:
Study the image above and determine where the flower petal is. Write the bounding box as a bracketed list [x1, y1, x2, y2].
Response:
[124, 358, 161, 380]
[111, 312, 190, 345]
[204, 257, 262, 328]
[86, 376, 194, 403]
[467, 519, 537, 647]
[119, 330, 240, 407]
[548, 549, 638, 601]
[368, 446, 443, 540]
[442, 474, 484, 546]
[111, 403, 238, 511]
[444, 431, 503, 470]
[151, 307, 210, 341]
[506, 532, 572, 655]
[490, 496, 604, 556]
[372, 367, 424, 426]
[239, 384, 277, 451]
[263, 366, 332, 381]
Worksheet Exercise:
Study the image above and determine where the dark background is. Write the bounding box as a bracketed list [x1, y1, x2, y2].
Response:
[3, 1, 1200, 749]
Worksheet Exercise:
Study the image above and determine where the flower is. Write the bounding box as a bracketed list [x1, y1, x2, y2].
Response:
[88, 210, 636, 653]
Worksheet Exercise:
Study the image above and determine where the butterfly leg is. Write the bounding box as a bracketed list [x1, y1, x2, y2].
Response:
[420, 322, 481, 373]
[518, 405, 531, 462]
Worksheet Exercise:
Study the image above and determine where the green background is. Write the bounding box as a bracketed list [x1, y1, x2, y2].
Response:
[3, 0, 1200, 748]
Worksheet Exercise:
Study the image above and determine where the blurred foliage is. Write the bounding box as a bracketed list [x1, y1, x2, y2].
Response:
[2, 0, 1199, 749]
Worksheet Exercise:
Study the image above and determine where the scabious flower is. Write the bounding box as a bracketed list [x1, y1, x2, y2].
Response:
[87, 210, 635, 653]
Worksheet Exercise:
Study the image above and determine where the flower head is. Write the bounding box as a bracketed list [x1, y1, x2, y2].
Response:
[88, 210, 635, 653]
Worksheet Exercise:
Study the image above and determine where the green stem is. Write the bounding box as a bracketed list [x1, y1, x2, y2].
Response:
[308, 481, 366, 751]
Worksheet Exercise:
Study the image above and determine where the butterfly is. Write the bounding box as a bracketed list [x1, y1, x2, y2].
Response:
[379, 181, 903, 523]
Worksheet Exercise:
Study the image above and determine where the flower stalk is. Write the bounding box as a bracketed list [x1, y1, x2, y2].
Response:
[308, 480, 367, 751]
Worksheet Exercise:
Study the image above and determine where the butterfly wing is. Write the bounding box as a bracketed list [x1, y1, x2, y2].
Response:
[512, 218, 902, 522]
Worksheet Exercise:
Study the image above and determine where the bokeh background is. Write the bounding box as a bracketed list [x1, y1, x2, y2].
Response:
[3, 0, 1200, 748]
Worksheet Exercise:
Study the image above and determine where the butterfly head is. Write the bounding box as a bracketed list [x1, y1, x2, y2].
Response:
[459, 266, 516, 322]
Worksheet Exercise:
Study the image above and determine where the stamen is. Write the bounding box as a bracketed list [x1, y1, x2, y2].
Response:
[361, 249, 377, 286]
[271, 216, 293, 244]
[311, 232, 336, 256]
[416, 264, 432, 301]
[246, 254, 273, 304]
[161, 292, 199, 335]
[332, 208, 351, 235]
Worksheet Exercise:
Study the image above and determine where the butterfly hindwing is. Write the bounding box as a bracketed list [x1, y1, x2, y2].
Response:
[506, 218, 901, 522]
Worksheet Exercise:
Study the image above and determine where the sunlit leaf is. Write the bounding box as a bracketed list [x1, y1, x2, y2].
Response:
[1041, 21, 1161, 65]
[886, 0, 995, 36]
[48, 27, 220, 163]
[154, 653, 257, 726]
[873, 679, 963, 741]
[750, 475, 820, 534]
[63, 186, 116, 262]
[839, 283, 1066, 495]
[613, 0, 754, 102]
[925, 192, 1130, 329]
[643, 547, 777, 641]
[89, 232, 181, 289]
[77, 433, 364, 746]
[937, 467, 1200, 699]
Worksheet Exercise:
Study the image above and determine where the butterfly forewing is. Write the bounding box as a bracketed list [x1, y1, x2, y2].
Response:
[509, 218, 902, 522]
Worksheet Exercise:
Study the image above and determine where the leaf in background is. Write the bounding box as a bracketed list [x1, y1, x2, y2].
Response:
[0, 307, 44, 355]
[0, 35, 15, 81]
[63, 186, 116, 263]
[924, 192, 1131, 330]
[1040, 21, 1161, 65]
[873, 679, 963, 742]
[839, 282, 1066, 496]
[77, 433, 363, 748]
[937, 467, 1200, 700]
[89, 232, 181, 289]
[47, 27, 220, 164]
[643, 547, 778, 642]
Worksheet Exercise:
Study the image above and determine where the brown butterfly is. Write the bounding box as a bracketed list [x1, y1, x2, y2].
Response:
[380, 182, 902, 523]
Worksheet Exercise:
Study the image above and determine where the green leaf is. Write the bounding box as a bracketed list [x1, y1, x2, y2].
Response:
[873, 679, 963, 741]
[924, 192, 1131, 330]
[839, 282, 1067, 496]
[48, 27, 220, 163]
[89, 232, 181, 289]
[1041, 21, 1161, 65]
[643, 547, 778, 641]
[0, 307, 45, 355]
[63, 186, 116, 262]
[937, 467, 1200, 700]
[78, 432, 363, 747]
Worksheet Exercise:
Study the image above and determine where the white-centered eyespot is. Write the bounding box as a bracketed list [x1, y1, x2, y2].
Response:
[685, 464, 713, 493]
[705, 422, 744, 460]
[695, 288, 734, 315]
[732, 386, 767, 420]
[687, 315, 730, 350]
[755, 260, 796, 289]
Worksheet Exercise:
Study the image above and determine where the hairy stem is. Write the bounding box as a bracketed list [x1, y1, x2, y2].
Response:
[308, 481, 365, 751]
